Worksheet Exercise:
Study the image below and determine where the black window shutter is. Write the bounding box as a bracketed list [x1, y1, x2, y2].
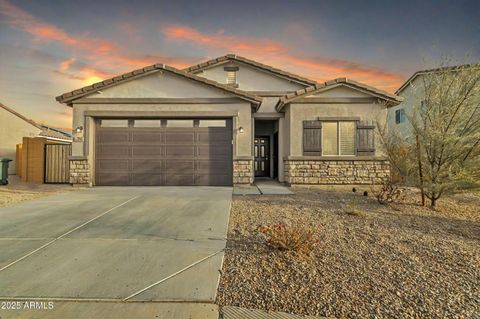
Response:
[395, 110, 400, 124]
[356, 121, 375, 156]
[303, 120, 321, 156]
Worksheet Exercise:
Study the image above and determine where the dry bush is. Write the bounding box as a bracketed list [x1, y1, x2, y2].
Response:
[372, 180, 405, 204]
[258, 223, 319, 255]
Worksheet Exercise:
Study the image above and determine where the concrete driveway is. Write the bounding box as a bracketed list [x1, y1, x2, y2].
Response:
[0, 187, 231, 318]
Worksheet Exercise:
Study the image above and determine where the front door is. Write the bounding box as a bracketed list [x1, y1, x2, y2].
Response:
[254, 136, 269, 177]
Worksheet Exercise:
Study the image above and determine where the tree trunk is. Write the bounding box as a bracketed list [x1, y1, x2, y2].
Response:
[431, 197, 436, 207]
[415, 135, 426, 206]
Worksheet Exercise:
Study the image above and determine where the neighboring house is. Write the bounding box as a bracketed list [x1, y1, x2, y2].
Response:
[388, 64, 479, 137]
[56, 54, 402, 187]
[0, 102, 72, 174]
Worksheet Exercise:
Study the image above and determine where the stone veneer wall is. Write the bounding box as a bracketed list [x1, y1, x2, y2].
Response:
[70, 159, 91, 185]
[233, 159, 253, 184]
[284, 159, 390, 185]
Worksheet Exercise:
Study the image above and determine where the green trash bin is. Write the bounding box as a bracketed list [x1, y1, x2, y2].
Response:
[0, 158, 12, 185]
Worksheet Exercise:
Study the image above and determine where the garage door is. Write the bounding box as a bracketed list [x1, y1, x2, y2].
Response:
[95, 118, 233, 186]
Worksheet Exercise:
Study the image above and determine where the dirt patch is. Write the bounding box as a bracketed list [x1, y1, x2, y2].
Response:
[216, 187, 480, 318]
[0, 176, 71, 208]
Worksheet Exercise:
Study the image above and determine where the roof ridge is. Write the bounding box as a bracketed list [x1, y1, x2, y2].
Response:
[395, 63, 480, 94]
[56, 64, 262, 105]
[277, 77, 403, 111]
[184, 54, 317, 86]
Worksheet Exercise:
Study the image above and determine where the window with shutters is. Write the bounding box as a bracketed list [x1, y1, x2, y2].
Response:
[303, 120, 357, 156]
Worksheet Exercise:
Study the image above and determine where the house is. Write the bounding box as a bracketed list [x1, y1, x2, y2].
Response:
[388, 64, 479, 137]
[56, 54, 403, 186]
[0, 102, 72, 174]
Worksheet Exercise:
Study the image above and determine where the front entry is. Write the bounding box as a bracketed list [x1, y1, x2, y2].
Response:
[254, 136, 270, 177]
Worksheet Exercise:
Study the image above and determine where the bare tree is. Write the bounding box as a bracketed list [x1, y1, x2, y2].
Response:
[382, 61, 480, 207]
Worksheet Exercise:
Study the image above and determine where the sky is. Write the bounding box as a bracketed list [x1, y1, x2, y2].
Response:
[0, 0, 479, 129]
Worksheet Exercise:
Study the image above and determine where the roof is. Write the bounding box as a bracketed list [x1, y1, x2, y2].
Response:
[276, 78, 403, 111]
[1, 102, 72, 141]
[0, 102, 42, 130]
[39, 126, 72, 141]
[56, 64, 262, 106]
[184, 54, 317, 86]
[396, 63, 480, 94]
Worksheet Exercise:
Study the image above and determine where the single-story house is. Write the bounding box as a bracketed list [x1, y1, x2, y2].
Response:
[56, 54, 402, 186]
[0, 102, 72, 174]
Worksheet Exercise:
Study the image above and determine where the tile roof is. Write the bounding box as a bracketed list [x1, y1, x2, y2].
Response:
[56, 64, 262, 106]
[395, 63, 480, 94]
[276, 78, 403, 111]
[39, 126, 72, 141]
[184, 54, 317, 86]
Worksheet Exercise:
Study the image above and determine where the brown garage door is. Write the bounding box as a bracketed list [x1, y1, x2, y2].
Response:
[95, 118, 233, 186]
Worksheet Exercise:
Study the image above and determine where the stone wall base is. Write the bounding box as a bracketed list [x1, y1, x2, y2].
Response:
[233, 159, 253, 184]
[70, 159, 91, 186]
[284, 159, 390, 185]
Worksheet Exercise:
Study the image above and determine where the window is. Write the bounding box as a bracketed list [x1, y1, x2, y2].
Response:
[420, 100, 427, 113]
[134, 120, 161, 127]
[199, 120, 226, 127]
[395, 108, 406, 124]
[100, 119, 128, 127]
[226, 71, 236, 85]
[339, 122, 356, 155]
[322, 122, 338, 156]
[321, 121, 355, 156]
[166, 120, 193, 127]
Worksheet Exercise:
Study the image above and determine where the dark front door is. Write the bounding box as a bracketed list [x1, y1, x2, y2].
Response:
[254, 136, 269, 177]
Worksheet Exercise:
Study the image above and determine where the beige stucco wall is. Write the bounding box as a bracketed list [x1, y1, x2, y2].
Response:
[84, 71, 233, 99]
[196, 62, 306, 92]
[0, 107, 41, 174]
[387, 77, 424, 138]
[286, 102, 388, 157]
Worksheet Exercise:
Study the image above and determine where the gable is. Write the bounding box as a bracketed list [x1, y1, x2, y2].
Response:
[84, 71, 237, 99]
[307, 85, 373, 98]
[195, 61, 307, 92]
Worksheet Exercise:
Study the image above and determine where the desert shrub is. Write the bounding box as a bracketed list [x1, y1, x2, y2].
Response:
[372, 180, 405, 204]
[258, 223, 319, 255]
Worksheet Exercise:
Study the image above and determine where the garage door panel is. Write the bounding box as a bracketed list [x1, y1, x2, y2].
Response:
[165, 160, 195, 171]
[165, 132, 195, 144]
[96, 159, 129, 171]
[131, 174, 164, 186]
[166, 145, 195, 157]
[132, 131, 163, 143]
[165, 174, 195, 186]
[97, 145, 130, 157]
[96, 118, 232, 186]
[197, 131, 231, 143]
[96, 173, 130, 186]
[97, 131, 130, 143]
[131, 159, 163, 172]
[132, 146, 163, 157]
[197, 145, 231, 159]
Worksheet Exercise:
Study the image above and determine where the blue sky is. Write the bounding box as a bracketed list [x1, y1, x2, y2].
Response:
[1, 0, 479, 128]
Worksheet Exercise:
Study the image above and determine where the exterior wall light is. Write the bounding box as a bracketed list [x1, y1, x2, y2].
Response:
[75, 126, 83, 133]
[238, 126, 244, 133]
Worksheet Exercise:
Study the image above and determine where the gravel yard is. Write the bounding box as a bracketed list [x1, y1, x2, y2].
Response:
[216, 186, 480, 318]
[0, 176, 71, 207]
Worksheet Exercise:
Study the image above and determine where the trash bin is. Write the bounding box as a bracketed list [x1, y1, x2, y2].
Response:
[0, 158, 12, 185]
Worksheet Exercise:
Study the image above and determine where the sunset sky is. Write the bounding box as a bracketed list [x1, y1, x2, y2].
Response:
[1, 0, 479, 129]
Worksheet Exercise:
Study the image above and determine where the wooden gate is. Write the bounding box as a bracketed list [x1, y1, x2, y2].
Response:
[44, 144, 71, 183]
